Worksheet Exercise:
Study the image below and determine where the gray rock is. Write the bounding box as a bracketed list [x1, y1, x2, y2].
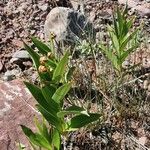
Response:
[146, 0, 150, 3]
[12, 50, 30, 59]
[44, 7, 95, 45]
[3, 69, 21, 81]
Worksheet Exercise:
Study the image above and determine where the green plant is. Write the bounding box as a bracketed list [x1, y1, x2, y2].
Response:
[99, 6, 140, 77]
[21, 37, 100, 150]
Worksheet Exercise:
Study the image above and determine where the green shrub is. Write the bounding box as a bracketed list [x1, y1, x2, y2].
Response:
[99, 6, 140, 77]
[21, 36, 100, 150]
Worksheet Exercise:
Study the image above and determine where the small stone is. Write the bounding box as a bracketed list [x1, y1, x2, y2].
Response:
[146, 0, 150, 3]
[143, 80, 149, 90]
[12, 50, 30, 59]
[148, 84, 150, 92]
[10, 58, 19, 64]
[89, 11, 96, 22]
[0, 61, 3, 72]
[139, 136, 147, 145]
[122, 60, 130, 68]
[70, 0, 80, 10]
[22, 61, 32, 67]
[3, 69, 20, 81]
[34, 17, 40, 20]
[38, 3, 48, 11]
[30, 30, 36, 35]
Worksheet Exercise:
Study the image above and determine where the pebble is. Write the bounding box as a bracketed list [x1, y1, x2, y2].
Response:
[30, 30, 36, 35]
[3, 69, 21, 81]
[38, 3, 48, 11]
[143, 80, 149, 90]
[146, 0, 150, 2]
[148, 84, 150, 92]
[0, 61, 3, 72]
[12, 50, 30, 59]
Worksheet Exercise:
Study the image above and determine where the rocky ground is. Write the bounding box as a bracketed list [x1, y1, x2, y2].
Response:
[0, 0, 150, 82]
[0, 0, 150, 149]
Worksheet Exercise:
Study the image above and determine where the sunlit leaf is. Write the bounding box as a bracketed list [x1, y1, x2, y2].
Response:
[52, 51, 69, 81]
[68, 113, 100, 129]
[57, 105, 89, 118]
[31, 37, 51, 54]
[52, 82, 71, 104]
[21, 125, 51, 150]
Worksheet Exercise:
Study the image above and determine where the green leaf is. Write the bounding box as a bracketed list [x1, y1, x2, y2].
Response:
[52, 83, 71, 104]
[52, 129, 60, 150]
[123, 4, 128, 17]
[37, 105, 62, 131]
[57, 105, 89, 118]
[99, 44, 120, 71]
[120, 44, 138, 63]
[46, 59, 57, 69]
[24, 42, 51, 81]
[24, 42, 40, 70]
[31, 37, 51, 54]
[24, 82, 58, 115]
[108, 25, 119, 54]
[41, 85, 59, 111]
[113, 14, 119, 38]
[65, 66, 76, 82]
[34, 117, 50, 142]
[117, 7, 123, 36]
[68, 113, 100, 129]
[34, 117, 43, 135]
[21, 125, 51, 150]
[52, 51, 69, 81]
[120, 28, 139, 51]
[126, 17, 135, 32]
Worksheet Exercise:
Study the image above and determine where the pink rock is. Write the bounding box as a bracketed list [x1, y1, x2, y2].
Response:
[118, 0, 150, 17]
[135, 5, 150, 17]
[0, 80, 37, 150]
[118, 0, 138, 8]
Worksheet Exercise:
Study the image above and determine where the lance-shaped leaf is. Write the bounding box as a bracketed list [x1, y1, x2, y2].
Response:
[120, 28, 139, 51]
[31, 37, 51, 54]
[46, 59, 57, 69]
[57, 105, 89, 118]
[52, 51, 69, 81]
[52, 129, 60, 150]
[41, 85, 60, 111]
[65, 66, 76, 82]
[21, 125, 51, 150]
[37, 104, 62, 131]
[68, 113, 100, 129]
[24, 42, 51, 81]
[24, 42, 40, 70]
[34, 117, 50, 142]
[52, 82, 71, 104]
[120, 44, 138, 63]
[24, 82, 58, 115]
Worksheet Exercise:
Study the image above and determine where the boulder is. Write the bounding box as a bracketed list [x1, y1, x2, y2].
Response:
[0, 80, 37, 150]
[44, 7, 95, 45]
